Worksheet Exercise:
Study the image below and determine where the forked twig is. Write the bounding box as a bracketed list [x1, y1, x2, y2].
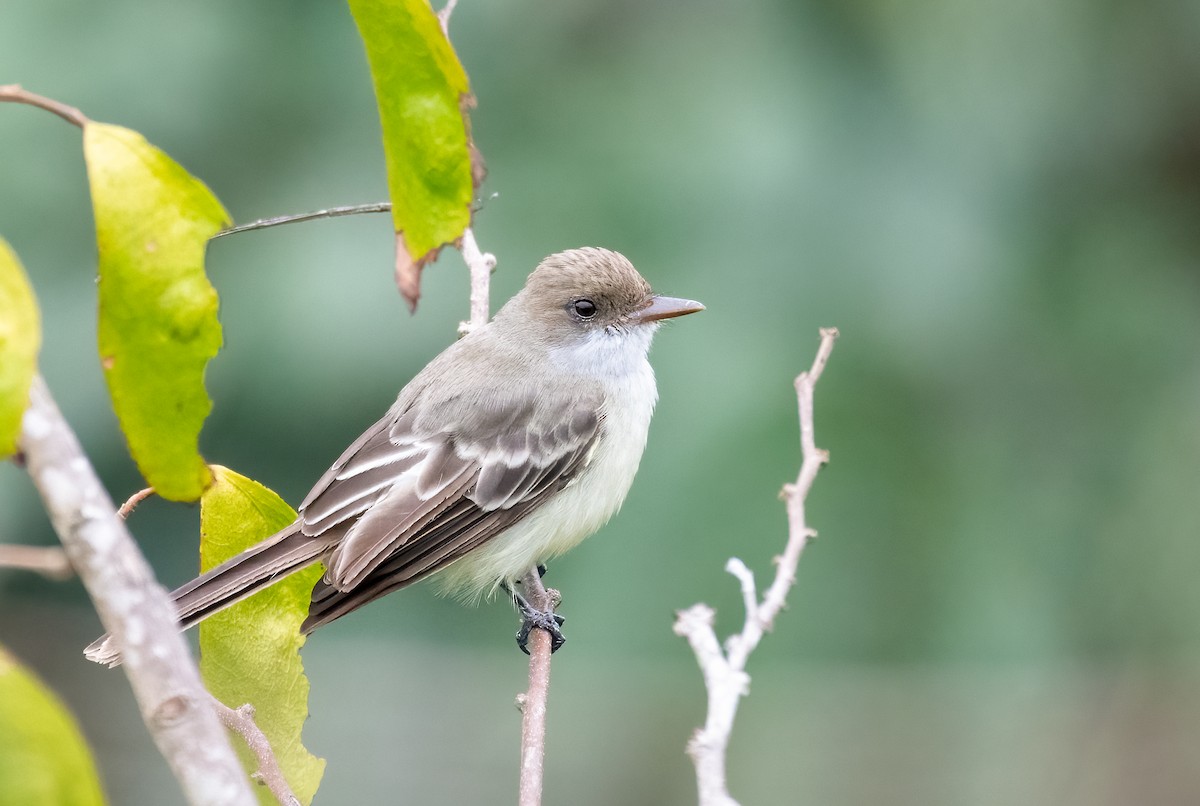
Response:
[674, 327, 839, 806]
[211, 696, 301, 806]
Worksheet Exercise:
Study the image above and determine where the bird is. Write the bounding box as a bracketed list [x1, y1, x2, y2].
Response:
[86, 247, 703, 665]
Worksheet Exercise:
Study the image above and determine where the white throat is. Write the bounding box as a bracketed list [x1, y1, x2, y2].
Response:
[547, 324, 658, 380]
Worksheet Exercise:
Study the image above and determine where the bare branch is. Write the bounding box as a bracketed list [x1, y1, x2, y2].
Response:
[0, 84, 88, 127]
[674, 327, 839, 806]
[723, 559, 758, 658]
[446, 225, 541, 802]
[516, 568, 557, 806]
[211, 203, 392, 239]
[210, 696, 300, 806]
[0, 544, 73, 580]
[457, 227, 496, 336]
[757, 326, 837, 633]
[672, 605, 746, 806]
[438, 0, 460, 35]
[19, 376, 256, 806]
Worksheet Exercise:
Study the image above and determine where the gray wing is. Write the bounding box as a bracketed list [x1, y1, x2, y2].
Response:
[296, 385, 605, 595]
[300, 462, 582, 633]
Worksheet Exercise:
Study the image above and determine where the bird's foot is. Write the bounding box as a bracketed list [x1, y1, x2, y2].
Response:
[506, 583, 565, 654]
[516, 607, 566, 655]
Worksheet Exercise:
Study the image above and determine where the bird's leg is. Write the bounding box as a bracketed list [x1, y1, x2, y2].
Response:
[502, 579, 566, 654]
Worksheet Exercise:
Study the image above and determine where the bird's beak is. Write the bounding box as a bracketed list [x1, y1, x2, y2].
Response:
[634, 295, 705, 323]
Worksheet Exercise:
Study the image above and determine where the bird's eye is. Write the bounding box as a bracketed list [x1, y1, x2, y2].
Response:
[572, 298, 597, 319]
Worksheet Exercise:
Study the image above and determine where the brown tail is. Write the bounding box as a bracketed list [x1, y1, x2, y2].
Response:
[84, 524, 332, 667]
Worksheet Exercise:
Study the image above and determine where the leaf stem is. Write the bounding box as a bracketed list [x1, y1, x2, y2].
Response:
[0, 84, 88, 127]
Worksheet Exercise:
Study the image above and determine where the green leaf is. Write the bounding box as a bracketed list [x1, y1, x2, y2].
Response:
[0, 238, 40, 458]
[348, 0, 481, 309]
[0, 646, 107, 806]
[84, 122, 229, 502]
[199, 465, 325, 806]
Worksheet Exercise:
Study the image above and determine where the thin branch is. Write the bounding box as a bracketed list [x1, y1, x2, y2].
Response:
[211, 203, 393, 239]
[516, 568, 558, 806]
[457, 227, 496, 335]
[448, 225, 545, 803]
[438, 0, 460, 35]
[449, 225, 551, 804]
[212, 207, 497, 336]
[752, 329, 836, 635]
[724, 558, 758, 653]
[674, 327, 839, 806]
[0, 84, 88, 127]
[118, 486, 156, 519]
[119, 488, 296, 803]
[210, 696, 300, 806]
[0, 544, 74, 580]
[19, 375, 256, 806]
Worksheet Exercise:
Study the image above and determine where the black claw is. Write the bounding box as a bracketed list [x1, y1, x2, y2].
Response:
[509, 585, 566, 654]
[536, 564, 547, 578]
[515, 610, 566, 654]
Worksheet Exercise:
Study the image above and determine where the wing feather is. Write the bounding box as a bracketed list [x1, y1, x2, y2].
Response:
[299, 410, 424, 535]
[298, 413, 394, 513]
[326, 445, 475, 589]
[293, 381, 605, 615]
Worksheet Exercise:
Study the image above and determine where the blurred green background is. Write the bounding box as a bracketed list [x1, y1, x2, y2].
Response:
[3, 0, 1200, 803]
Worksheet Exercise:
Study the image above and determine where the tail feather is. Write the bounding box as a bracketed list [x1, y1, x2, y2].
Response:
[84, 524, 333, 667]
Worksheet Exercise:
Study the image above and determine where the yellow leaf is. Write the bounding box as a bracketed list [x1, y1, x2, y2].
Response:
[85, 122, 228, 501]
[348, 0, 483, 309]
[0, 646, 107, 806]
[199, 466, 325, 805]
[0, 238, 40, 458]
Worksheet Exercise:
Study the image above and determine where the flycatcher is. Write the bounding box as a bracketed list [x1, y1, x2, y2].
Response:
[87, 247, 702, 664]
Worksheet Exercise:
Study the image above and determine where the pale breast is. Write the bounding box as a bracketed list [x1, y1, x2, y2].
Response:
[434, 357, 658, 599]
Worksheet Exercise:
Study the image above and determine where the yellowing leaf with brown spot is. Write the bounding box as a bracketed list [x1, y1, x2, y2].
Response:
[348, 0, 484, 309]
